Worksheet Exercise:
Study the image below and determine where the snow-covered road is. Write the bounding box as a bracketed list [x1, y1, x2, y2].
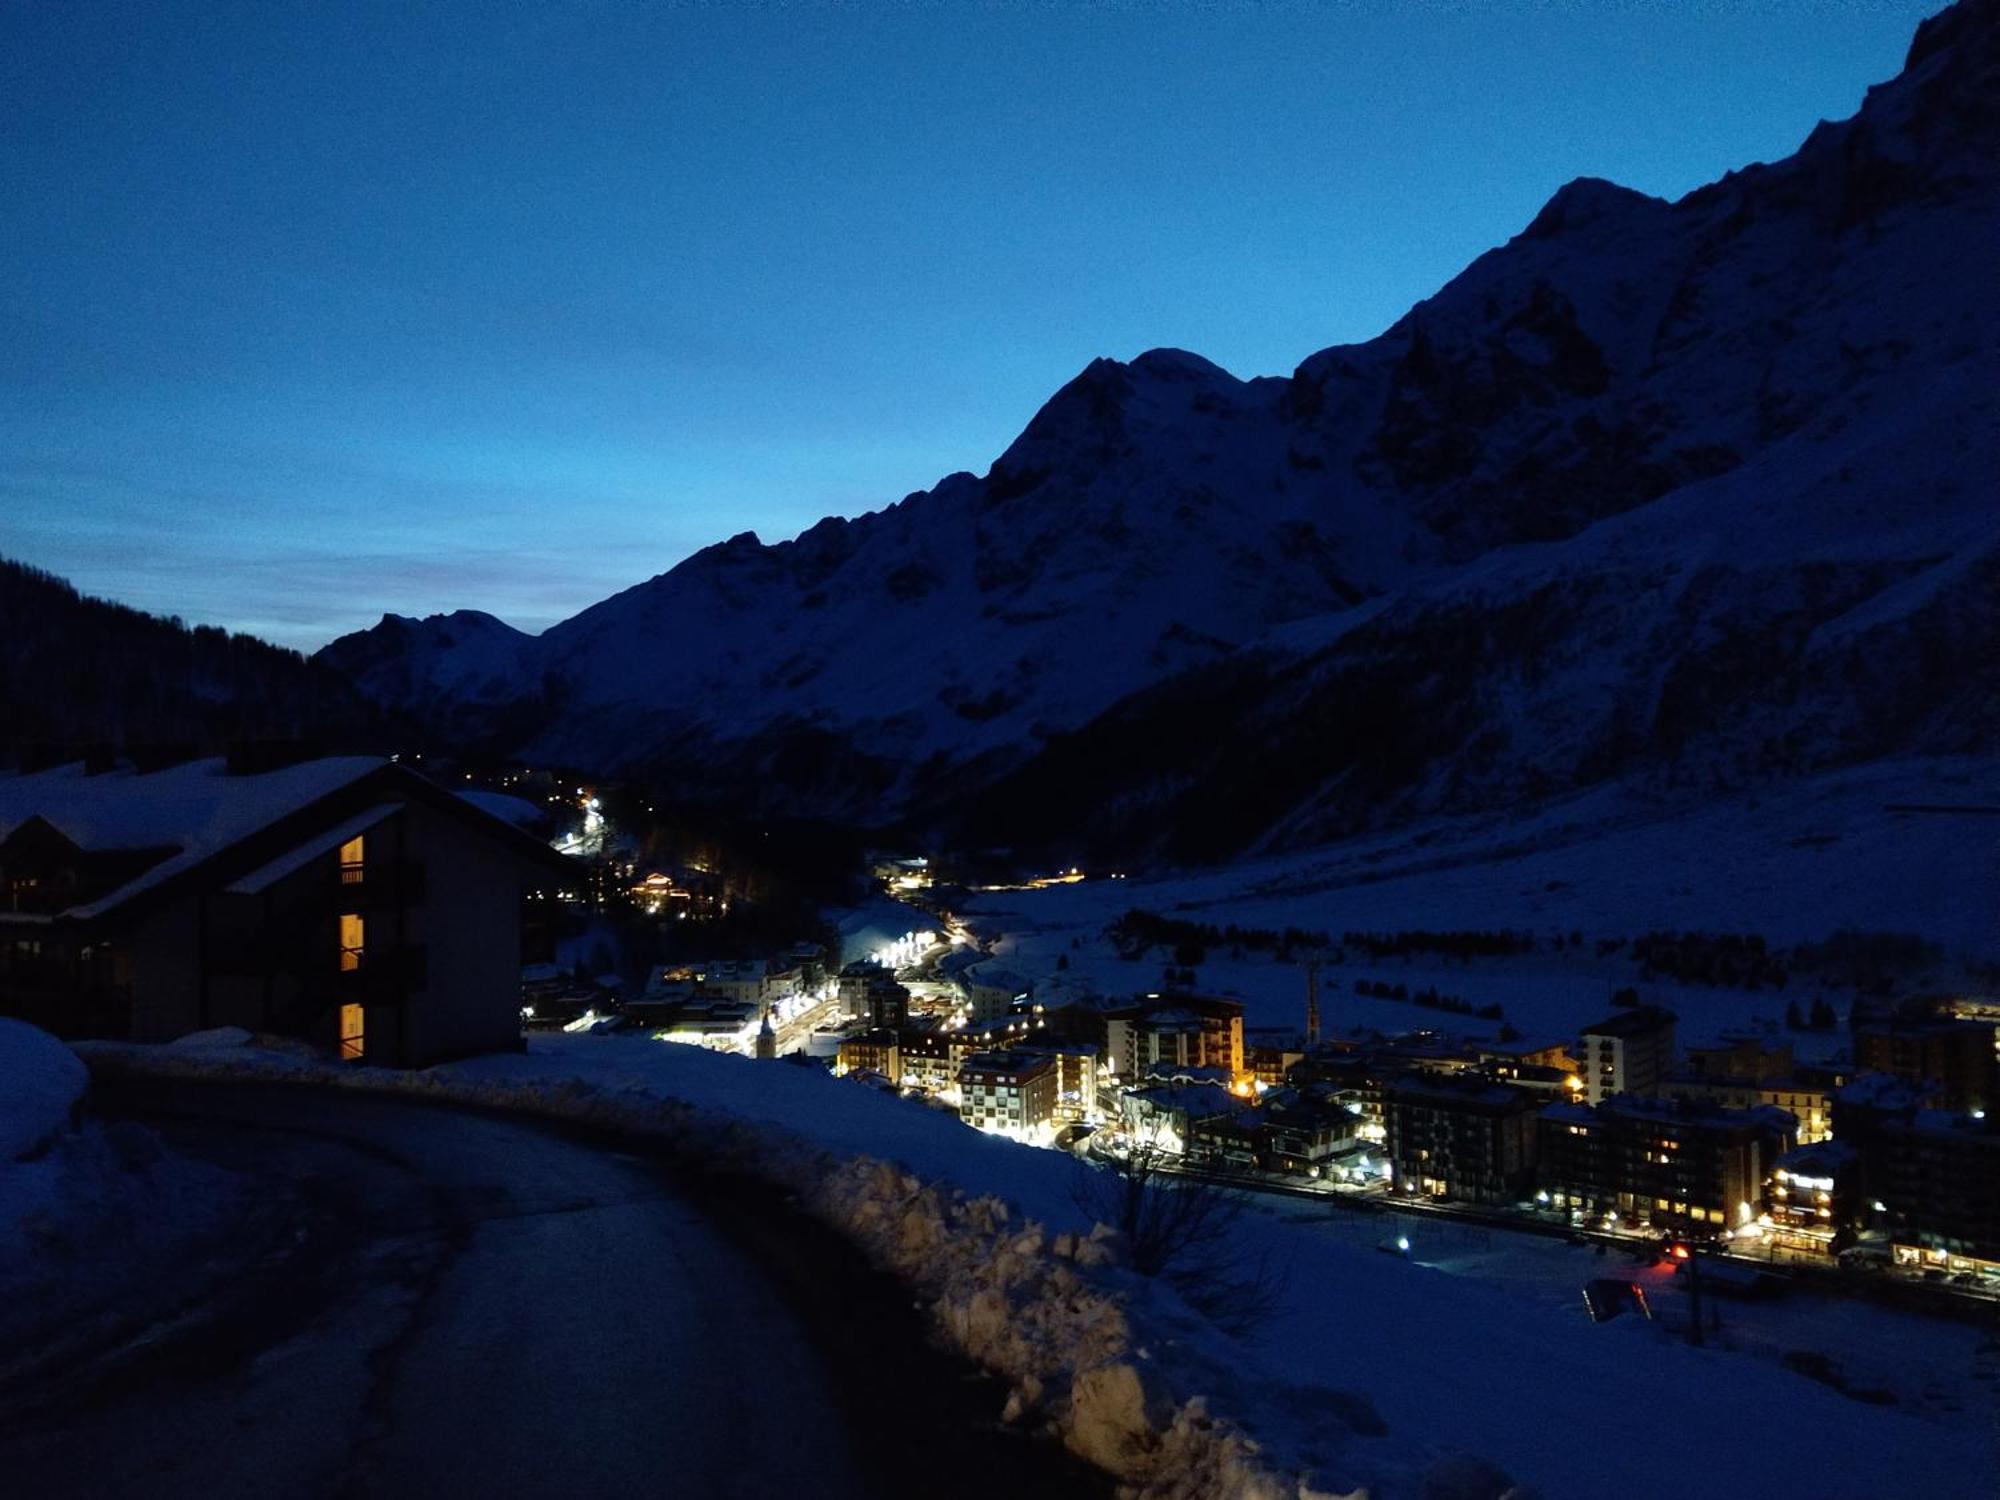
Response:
[0, 1080, 1105, 1500]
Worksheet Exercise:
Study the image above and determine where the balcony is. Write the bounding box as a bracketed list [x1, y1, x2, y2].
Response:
[331, 860, 427, 907]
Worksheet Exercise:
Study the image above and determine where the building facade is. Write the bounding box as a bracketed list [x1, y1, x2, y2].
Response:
[1577, 1006, 1678, 1105]
[0, 757, 576, 1067]
[1853, 1019, 1997, 1116]
[1385, 1074, 1542, 1205]
[957, 1050, 1059, 1139]
[836, 1028, 901, 1085]
[1102, 994, 1246, 1086]
[1540, 1095, 1794, 1234]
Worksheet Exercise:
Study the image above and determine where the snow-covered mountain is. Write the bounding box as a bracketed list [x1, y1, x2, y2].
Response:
[316, 608, 542, 746]
[322, 0, 2000, 852]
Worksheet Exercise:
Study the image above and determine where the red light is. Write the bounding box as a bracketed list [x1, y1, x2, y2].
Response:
[1671, 1244, 1690, 1260]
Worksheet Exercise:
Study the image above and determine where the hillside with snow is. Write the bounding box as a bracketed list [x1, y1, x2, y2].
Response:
[323, 1, 2000, 858]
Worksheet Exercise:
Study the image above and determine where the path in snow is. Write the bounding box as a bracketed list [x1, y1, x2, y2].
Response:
[0, 1078, 1106, 1500]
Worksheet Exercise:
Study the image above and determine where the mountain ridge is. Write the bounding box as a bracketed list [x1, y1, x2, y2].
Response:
[318, 0, 2000, 857]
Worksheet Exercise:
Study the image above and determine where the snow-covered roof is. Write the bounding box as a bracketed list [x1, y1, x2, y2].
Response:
[1776, 1139, 1859, 1175]
[1125, 1082, 1253, 1117]
[1836, 1073, 1927, 1111]
[0, 757, 387, 920]
[455, 788, 547, 830]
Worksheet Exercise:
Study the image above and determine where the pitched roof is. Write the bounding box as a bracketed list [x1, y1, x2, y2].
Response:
[0, 756, 575, 922]
[0, 757, 385, 919]
[224, 803, 402, 895]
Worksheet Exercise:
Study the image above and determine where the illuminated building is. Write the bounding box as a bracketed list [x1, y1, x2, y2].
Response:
[1117, 1080, 1253, 1155]
[1186, 1111, 1262, 1170]
[0, 756, 576, 1065]
[1876, 1112, 2000, 1276]
[1577, 1006, 1678, 1106]
[958, 1049, 1059, 1140]
[896, 1026, 957, 1096]
[1539, 1094, 1794, 1233]
[1009, 1040, 1102, 1123]
[1246, 1033, 1307, 1090]
[1258, 1086, 1363, 1177]
[1102, 994, 1246, 1085]
[1660, 1070, 1840, 1144]
[1384, 1074, 1542, 1204]
[836, 1028, 901, 1085]
[1474, 1035, 1580, 1077]
[956, 966, 1032, 1023]
[836, 959, 911, 1026]
[1766, 1140, 1860, 1254]
[1286, 1049, 1389, 1143]
[1836, 1074, 2000, 1275]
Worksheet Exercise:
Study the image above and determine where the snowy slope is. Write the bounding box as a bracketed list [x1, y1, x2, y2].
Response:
[957, 755, 1999, 1057]
[323, 0, 2000, 850]
[317, 609, 539, 748]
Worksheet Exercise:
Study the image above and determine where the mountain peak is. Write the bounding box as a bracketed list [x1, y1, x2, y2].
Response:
[1521, 176, 1665, 240]
[1907, 0, 1996, 72]
[1129, 347, 1236, 383]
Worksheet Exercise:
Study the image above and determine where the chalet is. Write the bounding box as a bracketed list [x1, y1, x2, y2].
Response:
[1118, 1080, 1252, 1154]
[0, 756, 578, 1067]
[1259, 1086, 1364, 1176]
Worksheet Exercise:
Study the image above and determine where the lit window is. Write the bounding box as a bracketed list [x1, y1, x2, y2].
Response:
[340, 913, 366, 972]
[339, 835, 366, 885]
[340, 1002, 365, 1061]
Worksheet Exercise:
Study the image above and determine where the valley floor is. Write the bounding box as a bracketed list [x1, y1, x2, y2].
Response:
[960, 756, 1999, 1047]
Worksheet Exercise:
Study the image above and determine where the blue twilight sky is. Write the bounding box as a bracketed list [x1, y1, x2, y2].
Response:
[0, 0, 1941, 651]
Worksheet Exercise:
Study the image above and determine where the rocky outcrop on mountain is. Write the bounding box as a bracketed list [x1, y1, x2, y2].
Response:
[320, 0, 2000, 857]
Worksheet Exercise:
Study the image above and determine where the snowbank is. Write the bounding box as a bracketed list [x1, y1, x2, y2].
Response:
[0, 1019, 87, 1161]
[73, 1031, 1434, 1499]
[0, 1023, 264, 1390]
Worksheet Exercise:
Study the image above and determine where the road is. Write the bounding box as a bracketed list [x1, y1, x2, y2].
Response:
[773, 991, 843, 1054]
[1, 1080, 1108, 1500]
[1152, 1155, 2000, 1320]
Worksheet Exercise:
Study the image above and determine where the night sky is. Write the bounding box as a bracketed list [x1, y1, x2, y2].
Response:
[1, 1, 1938, 651]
